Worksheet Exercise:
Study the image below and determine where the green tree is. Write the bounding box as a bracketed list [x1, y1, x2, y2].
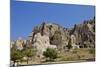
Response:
[67, 38, 72, 50]
[22, 47, 36, 64]
[43, 48, 58, 61]
[89, 48, 95, 54]
[11, 48, 23, 65]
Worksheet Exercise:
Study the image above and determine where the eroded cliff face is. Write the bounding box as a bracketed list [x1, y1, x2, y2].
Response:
[24, 18, 94, 57]
[11, 17, 95, 58]
[32, 33, 56, 58]
[31, 23, 70, 50]
[70, 18, 95, 48]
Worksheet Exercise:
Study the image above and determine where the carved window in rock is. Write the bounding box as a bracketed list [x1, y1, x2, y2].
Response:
[89, 39, 92, 43]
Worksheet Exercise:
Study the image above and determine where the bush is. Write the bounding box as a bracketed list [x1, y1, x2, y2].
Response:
[11, 48, 23, 64]
[43, 48, 58, 61]
[22, 47, 36, 64]
[72, 50, 77, 54]
[89, 48, 95, 54]
[67, 39, 72, 49]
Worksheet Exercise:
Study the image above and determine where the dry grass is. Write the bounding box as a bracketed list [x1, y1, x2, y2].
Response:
[58, 48, 95, 61]
[18, 48, 95, 65]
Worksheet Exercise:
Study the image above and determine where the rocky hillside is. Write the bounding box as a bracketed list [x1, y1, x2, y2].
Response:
[31, 22, 70, 50]
[11, 17, 95, 58]
[30, 17, 95, 49]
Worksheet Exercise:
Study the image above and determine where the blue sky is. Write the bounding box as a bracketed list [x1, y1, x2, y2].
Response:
[11, 1, 95, 40]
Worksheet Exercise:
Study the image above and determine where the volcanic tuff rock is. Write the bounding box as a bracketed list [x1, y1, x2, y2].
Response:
[32, 33, 57, 58]
[15, 37, 24, 50]
[31, 22, 70, 50]
[70, 18, 95, 48]
[31, 17, 95, 50]
[11, 17, 95, 58]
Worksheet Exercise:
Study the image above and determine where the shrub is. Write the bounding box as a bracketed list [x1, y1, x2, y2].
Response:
[22, 47, 36, 64]
[43, 48, 58, 61]
[67, 38, 72, 49]
[11, 48, 23, 64]
[89, 48, 95, 54]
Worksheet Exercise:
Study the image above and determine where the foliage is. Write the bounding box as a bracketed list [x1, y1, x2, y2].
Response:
[23, 47, 36, 58]
[11, 48, 23, 63]
[67, 39, 72, 49]
[22, 47, 36, 64]
[43, 48, 58, 61]
[89, 48, 95, 54]
[11, 47, 36, 64]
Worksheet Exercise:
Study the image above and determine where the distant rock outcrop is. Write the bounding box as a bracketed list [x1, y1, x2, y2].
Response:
[15, 37, 24, 50]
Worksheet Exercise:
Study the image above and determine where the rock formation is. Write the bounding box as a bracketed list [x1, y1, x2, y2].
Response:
[31, 18, 95, 57]
[15, 37, 24, 50]
[32, 33, 57, 58]
[11, 17, 95, 58]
